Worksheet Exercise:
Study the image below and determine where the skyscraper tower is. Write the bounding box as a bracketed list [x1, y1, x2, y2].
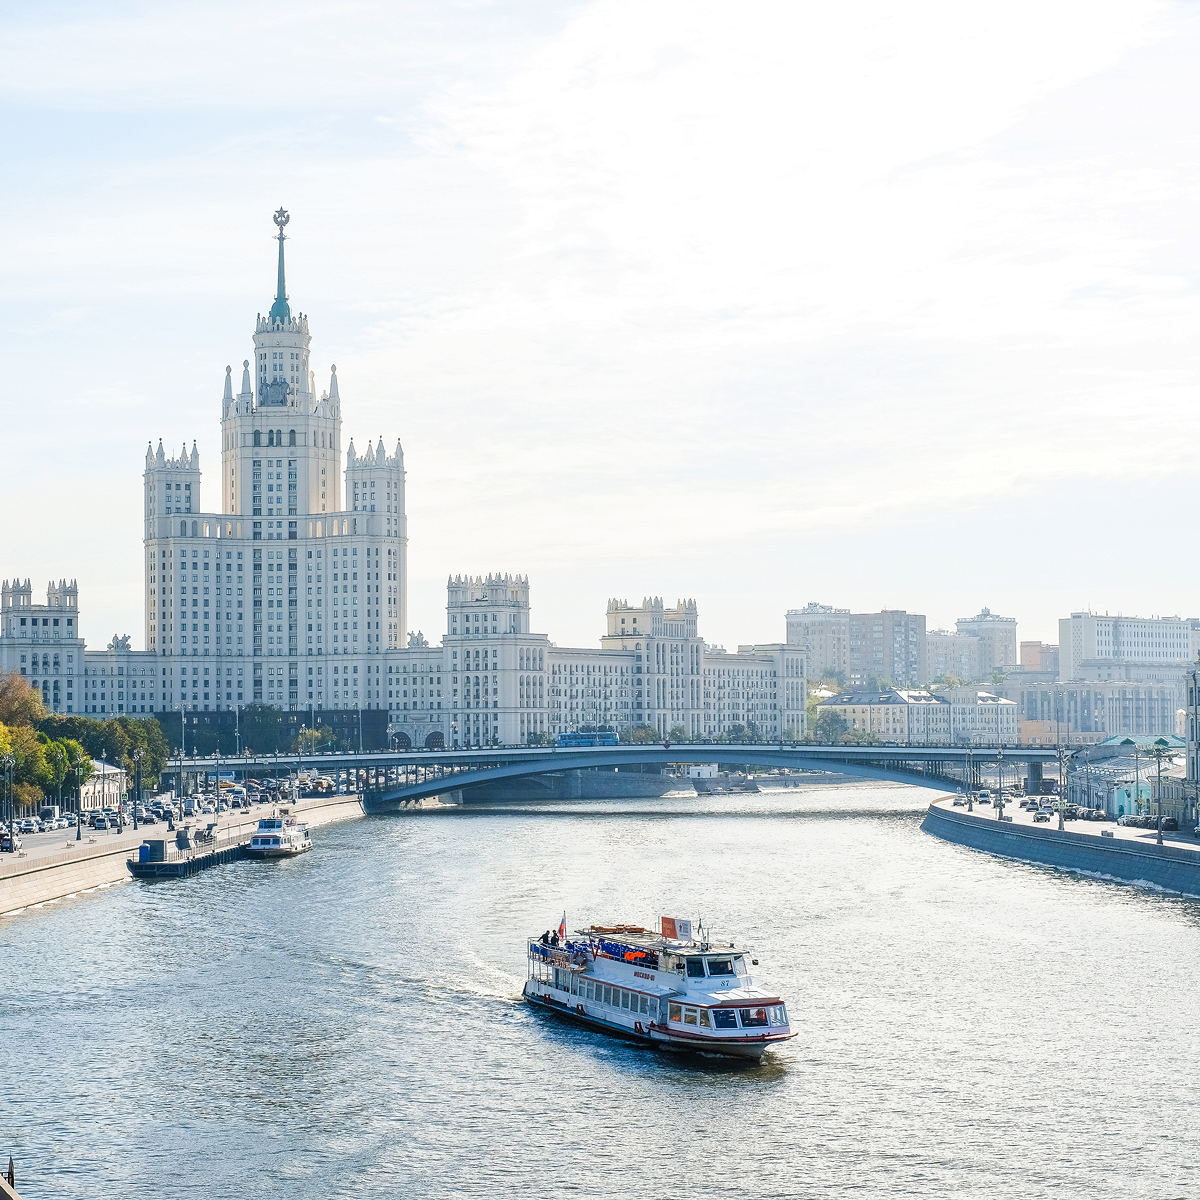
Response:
[143, 209, 408, 714]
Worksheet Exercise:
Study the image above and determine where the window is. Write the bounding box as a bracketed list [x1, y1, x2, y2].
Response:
[668, 1003, 682, 1023]
[683, 1007, 698, 1025]
[706, 959, 735, 976]
[738, 1008, 770, 1028]
[685, 958, 705, 978]
[711, 1009, 738, 1030]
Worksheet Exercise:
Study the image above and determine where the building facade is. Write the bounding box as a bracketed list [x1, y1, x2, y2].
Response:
[785, 603, 849, 680]
[1058, 611, 1197, 687]
[924, 629, 982, 683]
[955, 608, 1017, 673]
[998, 679, 1182, 740]
[142, 209, 407, 718]
[816, 687, 1016, 745]
[848, 609, 926, 688]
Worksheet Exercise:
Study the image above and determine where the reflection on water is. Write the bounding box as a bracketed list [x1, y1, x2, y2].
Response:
[3, 782, 1200, 1199]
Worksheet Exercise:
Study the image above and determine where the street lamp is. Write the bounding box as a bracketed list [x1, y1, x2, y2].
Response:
[995, 748, 1005, 821]
[131, 748, 143, 831]
[1, 753, 14, 840]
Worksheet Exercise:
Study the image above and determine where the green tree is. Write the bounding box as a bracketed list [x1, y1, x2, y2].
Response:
[812, 709, 849, 743]
[620, 725, 662, 745]
[667, 724, 689, 743]
[865, 675, 894, 693]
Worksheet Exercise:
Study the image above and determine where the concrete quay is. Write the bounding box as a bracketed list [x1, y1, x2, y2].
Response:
[0, 792, 369, 918]
[923, 794, 1200, 897]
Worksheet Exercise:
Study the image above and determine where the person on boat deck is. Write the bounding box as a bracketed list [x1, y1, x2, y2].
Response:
[540, 930, 551, 946]
[550, 929, 560, 947]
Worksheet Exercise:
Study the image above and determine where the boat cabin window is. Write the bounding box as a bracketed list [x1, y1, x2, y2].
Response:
[699, 1009, 712, 1028]
[683, 1007, 698, 1025]
[669, 1003, 683, 1023]
[706, 959, 735, 976]
[739, 1007, 770, 1028]
[769, 1005, 788, 1026]
[712, 1009, 738, 1029]
[685, 958, 706, 978]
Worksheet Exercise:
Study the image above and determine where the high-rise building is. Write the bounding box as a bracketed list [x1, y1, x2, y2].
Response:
[142, 208, 407, 714]
[1058, 612, 1197, 685]
[955, 607, 1017, 673]
[847, 609, 926, 687]
[1019, 641, 1059, 675]
[785, 603, 849, 679]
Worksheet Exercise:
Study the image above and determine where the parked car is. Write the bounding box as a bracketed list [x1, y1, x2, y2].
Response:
[1162, 817, 1179, 832]
[0, 834, 22, 852]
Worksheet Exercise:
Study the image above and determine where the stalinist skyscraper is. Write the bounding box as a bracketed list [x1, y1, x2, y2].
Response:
[142, 209, 407, 712]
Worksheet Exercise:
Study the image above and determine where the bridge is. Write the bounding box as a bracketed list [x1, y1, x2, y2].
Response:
[163, 743, 1062, 808]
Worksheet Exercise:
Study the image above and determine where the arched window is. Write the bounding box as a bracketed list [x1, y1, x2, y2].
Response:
[180, 521, 187, 536]
[267, 430, 275, 446]
[191, 520, 198, 538]
[253, 430, 261, 447]
[288, 429, 296, 446]
[321, 432, 326, 448]
[276, 430, 282, 446]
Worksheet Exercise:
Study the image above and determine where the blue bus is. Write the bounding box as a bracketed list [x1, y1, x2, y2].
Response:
[556, 731, 618, 747]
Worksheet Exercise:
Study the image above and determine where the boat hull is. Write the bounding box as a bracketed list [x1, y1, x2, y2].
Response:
[245, 845, 311, 859]
[522, 982, 787, 1061]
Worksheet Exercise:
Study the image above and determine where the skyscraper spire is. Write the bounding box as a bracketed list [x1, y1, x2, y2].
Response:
[269, 207, 291, 325]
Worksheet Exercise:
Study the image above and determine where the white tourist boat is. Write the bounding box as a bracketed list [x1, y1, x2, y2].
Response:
[246, 815, 312, 859]
[523, 917, 795, 1060]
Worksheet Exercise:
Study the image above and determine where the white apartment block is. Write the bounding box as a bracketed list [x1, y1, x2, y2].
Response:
[817, 687, 1016, 745]
[1059, 611, 1198, 688]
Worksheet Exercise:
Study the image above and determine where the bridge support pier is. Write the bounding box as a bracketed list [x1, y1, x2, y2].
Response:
[1026, 762, 1043, 796]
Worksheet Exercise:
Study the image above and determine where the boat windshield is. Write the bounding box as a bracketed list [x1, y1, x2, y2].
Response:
[706, 959, 735, 976]
[685, 959, 706, 978]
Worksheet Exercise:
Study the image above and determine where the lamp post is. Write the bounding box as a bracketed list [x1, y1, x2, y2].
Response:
[1146, 742, 1171, 847]
[131, 748, 143, 832]
[995, 748, 1005, 821]
[357, 701, 363, 753]
[1056, 746, 1067, 831]
[2, 753, 14, 840]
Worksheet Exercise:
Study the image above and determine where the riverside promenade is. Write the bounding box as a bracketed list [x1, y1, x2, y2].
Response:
[923, 794, 1200, 896]
[0, 792, 370, 917]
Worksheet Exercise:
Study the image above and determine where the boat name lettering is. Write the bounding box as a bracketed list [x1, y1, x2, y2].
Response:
[633, 970, 655, 981]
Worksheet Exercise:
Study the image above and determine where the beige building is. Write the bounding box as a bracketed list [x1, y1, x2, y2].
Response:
[785, 603, 849, 680]
[955, 608, 1017, 673]
[816, 689, 950, 744]
[925, 629, 981, 683]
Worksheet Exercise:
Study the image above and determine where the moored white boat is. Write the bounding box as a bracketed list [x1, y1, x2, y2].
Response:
[522, 918, 794, 1060]
[246, 815, 312, 859]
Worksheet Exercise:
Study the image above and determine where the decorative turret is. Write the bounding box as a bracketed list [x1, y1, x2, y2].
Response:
[240, 359, 252, 397]
[328, 364, 340, 401]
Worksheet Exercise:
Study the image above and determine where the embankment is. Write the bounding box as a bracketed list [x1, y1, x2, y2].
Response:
[922, 801, 1200, 897]
[0, 792, 368, 916]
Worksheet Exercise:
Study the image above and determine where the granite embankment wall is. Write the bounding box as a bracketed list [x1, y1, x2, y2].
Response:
[922, 803, 1200, 897]
[0, 793, 367, 915]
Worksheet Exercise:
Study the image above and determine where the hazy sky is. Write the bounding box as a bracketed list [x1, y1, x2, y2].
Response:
[2, 1, 1198, 655]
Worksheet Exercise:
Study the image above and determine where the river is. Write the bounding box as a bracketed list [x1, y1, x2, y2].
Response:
[3, 783, 1198, 1199]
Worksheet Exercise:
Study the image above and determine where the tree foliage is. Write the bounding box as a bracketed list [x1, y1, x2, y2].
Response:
[812, 709, 849, 743]
[620, 725, 663, 745]
[0, 673, 46, 728]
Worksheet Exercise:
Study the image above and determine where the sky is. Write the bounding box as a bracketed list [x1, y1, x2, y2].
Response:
[1, 0, 1198, 655]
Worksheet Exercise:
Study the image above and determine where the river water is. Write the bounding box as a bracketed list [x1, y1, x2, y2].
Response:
[3, 783, 1199, 1199]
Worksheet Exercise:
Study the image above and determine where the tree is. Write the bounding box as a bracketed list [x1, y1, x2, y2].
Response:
[0, 672, 47, 728]
[812, 709, 849, 743]
[620, 725, 662, 745]
[783, 724, 801, 743]
[292, 727, 327, 754]
[990, 670, 1007, 688]
[865, 675, 894, 693]
[667, 724, 689, 743]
